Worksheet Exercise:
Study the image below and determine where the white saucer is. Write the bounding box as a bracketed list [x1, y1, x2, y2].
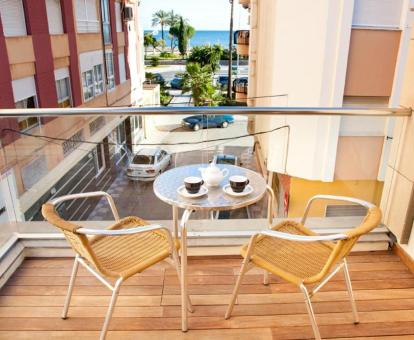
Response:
[223, 184, 253, 197]
[177, 185, 208, 198]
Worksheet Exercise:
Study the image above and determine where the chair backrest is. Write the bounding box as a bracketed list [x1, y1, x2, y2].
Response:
[312, 206, 382, 283]
[42, 203, 101, 270]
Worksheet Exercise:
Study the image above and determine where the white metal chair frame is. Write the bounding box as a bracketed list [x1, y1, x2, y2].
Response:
[225, 195, 375, 340]
[49, 191, 193, 340]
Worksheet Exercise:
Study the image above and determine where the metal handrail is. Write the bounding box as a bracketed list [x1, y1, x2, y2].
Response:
[0, 106, 411, 117]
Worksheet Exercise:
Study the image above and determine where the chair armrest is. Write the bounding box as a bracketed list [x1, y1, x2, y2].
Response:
[77, 224, 166, 236]
[50, 191, 120, 221]
[258, 230, 348, 242]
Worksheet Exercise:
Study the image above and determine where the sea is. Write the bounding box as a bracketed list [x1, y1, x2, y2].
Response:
[145, 30, 230, 49]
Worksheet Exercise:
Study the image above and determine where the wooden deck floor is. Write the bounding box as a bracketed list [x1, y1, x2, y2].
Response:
[0, 251, 413, 339]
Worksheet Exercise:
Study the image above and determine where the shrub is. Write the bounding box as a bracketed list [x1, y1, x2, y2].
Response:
[159, 51, 175, 58]
[150, 56, 160, 67]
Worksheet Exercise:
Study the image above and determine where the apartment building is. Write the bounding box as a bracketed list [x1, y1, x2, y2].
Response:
[236, 0, 413, 219]
[0, 0, 150, 222]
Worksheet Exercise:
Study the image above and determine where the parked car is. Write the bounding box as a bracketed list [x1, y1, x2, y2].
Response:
[127, 148, 171, 181]
[144, 73, 166, 86]
[181, 114, 235, 131]
[217, 75, 229, 89]
[170, 77, 184, 89]
[213, 154, 239, 166]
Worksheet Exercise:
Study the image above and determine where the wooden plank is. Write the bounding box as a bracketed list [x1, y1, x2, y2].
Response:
[162, 299, 414, 318]
[271, 322, 414, 340]
[161, 278, 414, 295]
[0, 295, 162, 307]
[12, 267, 166, 277]
[0, 329, 274, 340]
[6, 275, 164, 286]
[0, 285, 163, 296]
[241, 270, 414, 284]
[238, 261, 408, 276]
[0, 310, 414, 331]
[0, 306, 164, 318]
[161, 289, 414, 306]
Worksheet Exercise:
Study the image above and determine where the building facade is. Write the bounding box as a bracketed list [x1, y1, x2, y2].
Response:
[0, 0, 149, 222]
[236, 0, 413, 218]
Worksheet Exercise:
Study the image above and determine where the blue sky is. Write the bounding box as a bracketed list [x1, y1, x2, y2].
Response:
[139, 0, 249, 31]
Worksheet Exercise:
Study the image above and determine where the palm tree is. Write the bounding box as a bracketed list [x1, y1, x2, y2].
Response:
[152, 10, 169, 41]
[188, 45, 223, 73]
[167, 10, 180, 27]
[182, 63, 223, 106]
[167, 10, 181, 51]
[170, 19, 195, 55]
[144, 33, 155, 57]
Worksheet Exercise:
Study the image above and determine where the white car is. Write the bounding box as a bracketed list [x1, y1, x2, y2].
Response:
[127, 148, 171, 181]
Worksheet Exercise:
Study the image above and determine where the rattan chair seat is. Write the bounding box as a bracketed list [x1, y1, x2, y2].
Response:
[89, 217, 180, 279]
[241, 221, 334, 286]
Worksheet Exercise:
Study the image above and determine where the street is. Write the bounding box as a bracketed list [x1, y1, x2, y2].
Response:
[86, 64, 261, 221]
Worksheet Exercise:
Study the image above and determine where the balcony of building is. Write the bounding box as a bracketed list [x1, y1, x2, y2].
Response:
[239, 0, 250, 10]
[234, 30, 250, 57]
[0, 107, 413, 339]
[233, 77, 248, 104]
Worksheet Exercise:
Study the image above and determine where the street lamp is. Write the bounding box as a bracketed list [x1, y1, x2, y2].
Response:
[227, 0, 234, 100]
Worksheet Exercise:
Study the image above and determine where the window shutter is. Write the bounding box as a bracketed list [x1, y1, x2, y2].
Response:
[118, 53, 126, 83]
[45, 0, 64, 34]
[0, 0, 27, 37]
[115, 2, 122, 32]
[86, 0, 98, 22]
[75, 0, 86, 20]
[12, 76, 36, 103]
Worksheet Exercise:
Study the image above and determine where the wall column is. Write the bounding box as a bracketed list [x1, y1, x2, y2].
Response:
[23, 0, 58, 109]
[60, 0, 83, 106]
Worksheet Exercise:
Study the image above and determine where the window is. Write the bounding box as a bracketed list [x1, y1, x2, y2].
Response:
[353, 0, 403, 28]
[101, 0, 111, 44]
[55, 77, 71, 108]
[15, 96, 40, 132]
[115, 2, 123, 32]
[80, 51, 105, 101]
[105, 50, 115, 90]
[93, 64, 104, 95]
[75, 0, 99, 33]
[118, 52, 127, 83]
[45, 0, 64, 34]
[0, 0, 27, 36]
[82, 65, 104, 101]
[82, 70, 94, 101]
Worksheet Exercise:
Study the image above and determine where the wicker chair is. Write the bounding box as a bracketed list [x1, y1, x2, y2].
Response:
[42, 191, 192, 340]
[225, 195, 382, 340]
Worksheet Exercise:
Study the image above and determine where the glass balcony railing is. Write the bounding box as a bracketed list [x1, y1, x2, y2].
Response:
[0, 106, 410, 252]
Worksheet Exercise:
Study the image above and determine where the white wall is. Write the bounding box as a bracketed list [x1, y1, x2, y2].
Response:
[252, 0, 353, 181]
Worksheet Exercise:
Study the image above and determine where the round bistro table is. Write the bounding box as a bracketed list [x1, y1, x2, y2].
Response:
[153, 164, 273, 331]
